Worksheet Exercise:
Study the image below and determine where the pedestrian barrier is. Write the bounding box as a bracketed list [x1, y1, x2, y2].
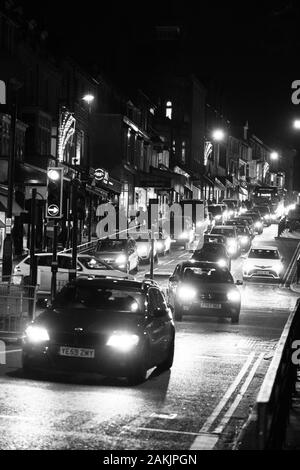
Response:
[256, 298, 300, 449]
[0, 275, 38, 336]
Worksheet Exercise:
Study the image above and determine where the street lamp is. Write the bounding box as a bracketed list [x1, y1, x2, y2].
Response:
[82, 93, 95, 242]
[293, 119, 300, 130]
[212, 128, 225, 142]
[270, 151, 279, 161]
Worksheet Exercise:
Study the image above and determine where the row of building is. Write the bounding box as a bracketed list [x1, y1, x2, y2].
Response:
[0, 1, 296, 256]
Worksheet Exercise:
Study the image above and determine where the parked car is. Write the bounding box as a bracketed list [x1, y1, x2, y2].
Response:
[93, 238, 139, 273]
[208, 204, 228, 224]
[167, 260, 242, 323]
[243, 246, 284, 281]
[13, 253, 133, 296]
[192, 243, 231, 270]
[22, 277, 175, 384]
[210, 225, 241, 258]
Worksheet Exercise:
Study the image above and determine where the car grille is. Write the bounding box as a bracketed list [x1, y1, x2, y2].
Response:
[198, 293, 227, 301]
[51, 331, 105, 348]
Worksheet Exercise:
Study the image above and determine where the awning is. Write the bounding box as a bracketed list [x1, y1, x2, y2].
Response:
[239, 186, 248, 196]
[0, 195, 25, 216]
[214, 177, 226, 191]
[218, 176, 234, 189]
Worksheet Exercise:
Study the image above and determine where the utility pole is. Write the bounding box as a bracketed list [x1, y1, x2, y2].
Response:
[69, 177, 79, 282]
[29, 188, 37, 318]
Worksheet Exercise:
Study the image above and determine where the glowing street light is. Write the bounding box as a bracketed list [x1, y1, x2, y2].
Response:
[270, 151, 279, 161]
[82, 94, 95, 105]
[212, 129, 225, 142]
[293, 119, 300, 130]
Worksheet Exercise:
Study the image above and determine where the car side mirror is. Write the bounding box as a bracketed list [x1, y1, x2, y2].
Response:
[236, 280, 243, 286]
[169, 275, 178, 283]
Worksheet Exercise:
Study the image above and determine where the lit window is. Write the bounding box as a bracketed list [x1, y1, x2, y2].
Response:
[172, 139, 176, 155]
[166, 101, 172, 120]
[150, 107, 155, 115]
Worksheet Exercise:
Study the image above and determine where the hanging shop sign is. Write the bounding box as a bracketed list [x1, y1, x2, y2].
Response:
[58, 108, 76, 162]
[0, 81, 6, 104]
[94, 168, 109, 183]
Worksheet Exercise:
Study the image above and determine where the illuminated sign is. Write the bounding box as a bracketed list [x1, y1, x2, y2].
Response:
[58, 109, 76, 162]
[204, 141, 213, 166]
[94, 168, 109, 183]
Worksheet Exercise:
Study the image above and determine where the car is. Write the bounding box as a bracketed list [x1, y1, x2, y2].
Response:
[93, 238, 139, 273]
[244, 211, 264, 234]
[222, 199, 240, 218]
[210, 225, 241, 258]
[167, 260, 242, 323]
[243, 246, 284, 280]
[22, 277, 175, 385]
[208, 204, 228, 224]
[168, 215, 195, 249]
[254, 205, 271, 226]
[231, 218, 255, 239]
[134, 232, 158, 263]
[192, 243, 231, 270]
[235, 225, 252, 252]
[13, 253, 133, 296]
[154, 229, 172, 256]
[204, 233, 227, 246]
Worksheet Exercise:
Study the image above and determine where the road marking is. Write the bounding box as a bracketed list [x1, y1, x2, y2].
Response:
[5, 349, 22, 354]
[190, 433, 219, 450]
[164, 259, 175, 265]
[194, 353, 251, 359]
[150, 413, 177, 420]
[195, 352, 255, 435]
[214, 353, 264, 434]
[122, 425, 217, 437]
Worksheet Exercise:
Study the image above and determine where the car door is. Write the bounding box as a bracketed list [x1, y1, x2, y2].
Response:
[146, 287, 169, 365]
[57, 256, 72, 291]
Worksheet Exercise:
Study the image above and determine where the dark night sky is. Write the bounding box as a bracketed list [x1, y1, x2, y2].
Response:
[15, 0, 300, 151]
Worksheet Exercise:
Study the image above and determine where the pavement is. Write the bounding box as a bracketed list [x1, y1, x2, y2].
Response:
[278, 229, 300, 240]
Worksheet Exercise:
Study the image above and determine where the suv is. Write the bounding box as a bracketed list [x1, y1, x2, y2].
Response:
[210, 225, 240, 258]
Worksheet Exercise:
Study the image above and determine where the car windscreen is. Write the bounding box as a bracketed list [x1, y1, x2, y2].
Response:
[96, 240, 126, 251]
[53, 285, 145, 313]
[183, 267, 233, 283]
[209, 206, 222, 215]
[248, 249, 279, 259]
[223, 201, 236, 209]
[200, 244, 224, 255]
[79, 256, 110, 270]
[211, 228, 235, 237]
[236, 227, 248, 235]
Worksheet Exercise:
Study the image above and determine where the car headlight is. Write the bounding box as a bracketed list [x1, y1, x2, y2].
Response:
[275, 262, 283, 274]
[177, 285, 197, 302]
[156, 241, 164, 251]
[264, 214, 270, 220]
[240, 236, 249, 245]
[214, 215, 222, 220]
[228, 210, 234, 217]
[116, 254, 127, 264]
[137, 244, 148, 256]
[25, 325, 50, 343]
[227, 290, 241, 302]
[179, 231, 188, 239]
[106, 332, 139, 352]
[217, 258, 227, 268]
[255, 221, 262, 229]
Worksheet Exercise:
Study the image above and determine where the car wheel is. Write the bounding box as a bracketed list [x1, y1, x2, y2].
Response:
[174, 304, 183, 322]
[158, 337, 175, 372]
[127, 344, 149, 386]
[231, 314, 240, 324]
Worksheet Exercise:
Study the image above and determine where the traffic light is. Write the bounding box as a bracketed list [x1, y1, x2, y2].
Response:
[46, 167, 64, 218]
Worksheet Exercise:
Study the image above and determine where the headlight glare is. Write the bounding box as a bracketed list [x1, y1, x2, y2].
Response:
[25, 325, 50, 343]
[177, 285, 197, 302]
[227, 290, 240, 302]
[106, 333, 139, 352]
[217, 258, 227, 268]
[116, 254, 127, 264]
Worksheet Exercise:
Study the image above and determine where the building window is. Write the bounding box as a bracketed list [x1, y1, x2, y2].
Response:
[181, 140, 186, 163]
[166, 101, 172, 120]
[150, 107, 155, 115]
[172, 139, 176, 156]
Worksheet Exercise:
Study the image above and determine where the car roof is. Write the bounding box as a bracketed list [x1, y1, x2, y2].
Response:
[62, 277, 158, 290]
[250, 246, 278, 251]
[177, 260, 222, 268]
[213, 225, 235, 229]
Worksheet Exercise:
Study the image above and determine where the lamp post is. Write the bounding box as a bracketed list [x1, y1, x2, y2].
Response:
[82, 93, 95, 242]
[211, 128, 225, 202]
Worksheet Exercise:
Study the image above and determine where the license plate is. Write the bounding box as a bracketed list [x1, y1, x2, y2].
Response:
[200, 302, 222, 309]
[59, 347, 95, 358]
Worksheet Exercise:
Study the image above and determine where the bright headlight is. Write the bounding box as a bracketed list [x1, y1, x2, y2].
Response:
[177, 285, 197, 302]
[217, 258, 227, 268]
[116, 254, 127, 264]
[137, 244, 148, 256]
[240, 236, 249, 245]
[275, 262, 283, 274]
[179, 231, 189, 239]
[25, 325, 50, 343]
[255, 221, 262, 228]
[227, 290, 240, 302]
[106, 333, 139, 352]
[264, 214, 270, 220]
[215, 215, 222, 220]
[156, 241, 164, 250]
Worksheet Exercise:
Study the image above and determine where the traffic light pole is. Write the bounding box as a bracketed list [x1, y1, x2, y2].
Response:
[50, 219, 58, 302]
[69, 178, 78, 282]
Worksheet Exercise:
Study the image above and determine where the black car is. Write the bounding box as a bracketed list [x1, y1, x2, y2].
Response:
[22, 278, 175, 385]
[192, 243, 231, 270]
[168, 261, 242, 323]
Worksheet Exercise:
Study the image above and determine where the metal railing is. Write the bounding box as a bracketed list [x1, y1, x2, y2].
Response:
[256, 298, 300, 449]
